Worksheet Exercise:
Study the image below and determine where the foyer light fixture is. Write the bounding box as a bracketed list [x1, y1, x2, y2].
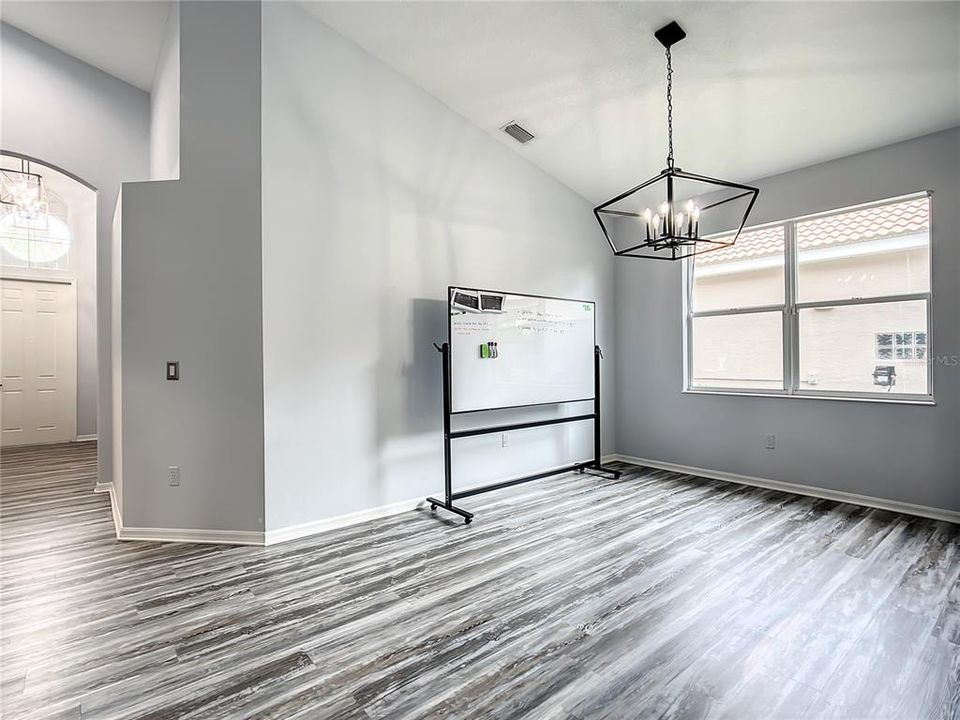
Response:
[1, 159, 49, 231]
[593, 21, 759, 260]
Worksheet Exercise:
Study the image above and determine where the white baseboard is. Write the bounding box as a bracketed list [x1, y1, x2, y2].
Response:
[117, 526, 265, 546]
[94, 480, 423, 547]
[95, 482, 264, 545]
[608, 454, 960, 525]
[264, 460, 625, 546]
[98, 451, 940, 549]
[74, 434, 98, 443]
[94, 481, 124, 537]
[264, 497, 424, 546]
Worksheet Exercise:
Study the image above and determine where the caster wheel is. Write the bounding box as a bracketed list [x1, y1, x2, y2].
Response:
[464, 517, 473, 525]
[430, 504, 437, 512]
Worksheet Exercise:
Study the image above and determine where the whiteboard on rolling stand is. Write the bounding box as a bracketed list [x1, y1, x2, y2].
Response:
[448, 287, 596, 413]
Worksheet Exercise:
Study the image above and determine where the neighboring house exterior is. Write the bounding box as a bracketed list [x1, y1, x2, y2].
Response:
[690, 197, 930, 395]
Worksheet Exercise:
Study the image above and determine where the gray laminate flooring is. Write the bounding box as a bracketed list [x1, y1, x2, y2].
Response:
[2, 442, 959, 719]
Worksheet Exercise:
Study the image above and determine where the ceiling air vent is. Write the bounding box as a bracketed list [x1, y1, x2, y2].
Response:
[501, 122, 535, 144]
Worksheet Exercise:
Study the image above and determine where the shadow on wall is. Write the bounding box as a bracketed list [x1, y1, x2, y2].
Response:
[410, 298, 447, 432]
[374, 297, 445, 447]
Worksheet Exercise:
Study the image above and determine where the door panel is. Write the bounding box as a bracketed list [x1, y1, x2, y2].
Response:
[0, 279, 76, 446]
[35, 311, 59, 378]
[2, 308, 25, 378]
[1, 389, 24, 435]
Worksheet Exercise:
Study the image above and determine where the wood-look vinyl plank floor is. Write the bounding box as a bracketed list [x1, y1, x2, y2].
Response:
[2, 442, 959, 719]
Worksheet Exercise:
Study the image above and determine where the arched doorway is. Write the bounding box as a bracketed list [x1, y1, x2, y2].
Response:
[0, 152, 97, 446]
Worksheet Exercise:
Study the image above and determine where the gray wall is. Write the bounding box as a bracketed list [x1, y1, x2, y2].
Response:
[149, 2, 180, 181]
[0, 23, 150, 464]
[260, 3, 615, 530]
[118, 1, 264, 531]
[615, 128, 960, 512]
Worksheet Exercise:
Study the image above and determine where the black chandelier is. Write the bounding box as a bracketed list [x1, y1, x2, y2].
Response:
[593, 21, 759, 261]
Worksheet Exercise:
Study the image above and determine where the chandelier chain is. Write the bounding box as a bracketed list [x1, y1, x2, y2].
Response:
[665, 46, 674, 168]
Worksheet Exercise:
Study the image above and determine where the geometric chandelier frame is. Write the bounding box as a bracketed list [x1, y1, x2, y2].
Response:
[594, 166, 759, 260]
[593, 21, 760, 261]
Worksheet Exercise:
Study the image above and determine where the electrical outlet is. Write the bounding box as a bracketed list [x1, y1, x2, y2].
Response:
[168, 466, 180, 486]
[501, 433, 509, 448]
[765, 434, 776, 450]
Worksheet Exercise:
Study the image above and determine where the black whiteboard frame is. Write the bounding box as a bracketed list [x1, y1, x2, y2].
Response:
[427, 287, 620, 525]
[446, 285, 598, 414]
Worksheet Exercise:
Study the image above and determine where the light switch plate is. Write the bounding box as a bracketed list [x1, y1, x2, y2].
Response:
[166, 361, 179, 381]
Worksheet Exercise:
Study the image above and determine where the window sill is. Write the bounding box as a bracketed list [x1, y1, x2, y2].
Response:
[682, 388, 936, 406]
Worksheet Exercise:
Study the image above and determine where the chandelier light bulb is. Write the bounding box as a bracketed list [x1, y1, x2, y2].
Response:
[641, 207, 653, 240]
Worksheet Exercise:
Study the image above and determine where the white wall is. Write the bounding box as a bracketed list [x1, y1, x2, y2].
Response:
[117, 1, 263, 531]
[260, 3, 615, 531]
[149, 2, 180, 181]
[616, 128, 960, 512]
[0, 23, 149, 467]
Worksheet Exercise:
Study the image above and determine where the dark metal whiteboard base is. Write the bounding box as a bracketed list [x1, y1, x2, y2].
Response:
[426, 343, 619, 525]
[426, 497, 474, 524]
[576, 463, 623, 479]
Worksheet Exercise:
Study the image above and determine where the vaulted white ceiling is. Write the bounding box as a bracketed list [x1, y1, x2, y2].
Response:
[3, 1, 957, 201]
[311, 1, 960, 204]
[1, 1, 172, 92]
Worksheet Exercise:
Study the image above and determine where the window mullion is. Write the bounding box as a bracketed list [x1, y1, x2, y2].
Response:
[784, 221, 798, 394]
[691, 303, 785, 319]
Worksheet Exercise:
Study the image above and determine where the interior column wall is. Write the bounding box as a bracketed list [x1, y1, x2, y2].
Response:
[117, 1, 264, 532]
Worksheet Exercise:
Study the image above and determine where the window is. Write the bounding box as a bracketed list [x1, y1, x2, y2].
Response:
[0, 186, 72, 269]
[686, 194, 932, 399]
[689, 226, 785, 389]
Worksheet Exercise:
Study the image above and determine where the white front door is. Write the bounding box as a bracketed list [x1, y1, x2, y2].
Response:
[1, 278, 77, 446]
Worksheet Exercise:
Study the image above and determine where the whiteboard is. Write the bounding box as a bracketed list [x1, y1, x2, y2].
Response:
[448, 288, 595, 413]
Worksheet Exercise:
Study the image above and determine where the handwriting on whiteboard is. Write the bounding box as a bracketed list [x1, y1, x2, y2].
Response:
[452, 317, 494, 336]
[515, 309, 576, 335]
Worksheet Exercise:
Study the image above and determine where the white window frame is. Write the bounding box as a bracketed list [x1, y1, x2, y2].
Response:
[683, 191, 934, 404]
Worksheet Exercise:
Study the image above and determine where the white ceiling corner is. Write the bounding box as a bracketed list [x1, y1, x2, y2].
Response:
[1, 0, 172, 92]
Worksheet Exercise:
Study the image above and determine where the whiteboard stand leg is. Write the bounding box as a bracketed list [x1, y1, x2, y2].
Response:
[426, 496, 474, 524]
[426, 342, 475, 525]
[581, 345, 623, 480]
[577, 465, 622, 479]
